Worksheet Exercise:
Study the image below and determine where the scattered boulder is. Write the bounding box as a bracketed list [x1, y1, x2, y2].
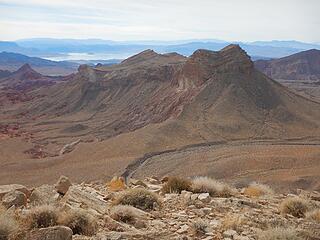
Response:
[26, 226, 72, 240]
[0, 184, 30, 199]
[130, 179, 148, 188]
[61, 185, 108, 215]
[30, 184, 60, 206]
[55, 176, 72, 195]
[198, 193, 210, 203]
[2, 190, 27, 208]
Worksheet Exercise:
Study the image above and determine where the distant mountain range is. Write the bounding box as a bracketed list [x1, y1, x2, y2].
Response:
[0, 52, 78, 75]
[1, 38, 320, 60]
[255, 49, 320, 80]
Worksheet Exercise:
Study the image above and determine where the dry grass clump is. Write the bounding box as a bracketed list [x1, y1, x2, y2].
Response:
[257, 227, 302, 240]
[243, 182, 274, 198]
[222, 214, 246, 231]
[26, 205, 59, 229]
[0, 214, 18, 240]
[114, 188, 160, 210]
[306, 209, 320, 223]
[280, 197, 308, 218]
[161, 177, 191, 194]
[191, 177, 234, 197]
[191, 219, 209, 235]
[58, 209, 97, 236]
[110, 205, 140, 224]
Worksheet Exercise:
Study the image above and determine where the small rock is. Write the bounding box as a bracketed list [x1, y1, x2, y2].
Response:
[223, 229, 237, 238]
[30, 185, 60, 206]
[55, 176, 72, 195]
[201, 207, 212, 214]
[181, 190, 192, 200]
[27, 226, 72, 240]
[198, 193, 210, 202]
[191, 194, 199, 201]
[234, 236, 250, 240]
[176, 224, 189, 234]
[164, 193, 179, 201]
[0, 184, 30, 199]
[130, 179, 147, 188]
[2, 190, 27, 208]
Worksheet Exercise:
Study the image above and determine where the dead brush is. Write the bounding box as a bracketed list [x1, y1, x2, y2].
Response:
[222, 214, 246, 231]
[306, 209, 320, 223]
[26, 205, 59, 229]
[110, 205, 140, 224]
[58, 209, 97, 236]
[0, 213, 18, 240]
[191, 219, 210, 235]
[243, 182, 274, 198]
[161, 176, 192, 194]
[257, 227, 302, 240]
[280, 197, 308, 218]
[191, 176, 235, 197]
[114, 188, 160, 210]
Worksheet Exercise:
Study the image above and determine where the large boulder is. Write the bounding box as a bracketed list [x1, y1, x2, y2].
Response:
[0, 184, 30, 199]
[27, 226, 72, 240]
[55, 176, 72, 195]
[30, 184, 60, 206]
[2, 190, 27, 208]
[61, 185, 108, 215]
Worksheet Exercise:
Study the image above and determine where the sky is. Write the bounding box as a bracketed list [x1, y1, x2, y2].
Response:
[0, 0, 319, 42]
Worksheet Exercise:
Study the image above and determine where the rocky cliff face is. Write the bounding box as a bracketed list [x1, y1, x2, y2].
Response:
[254, 49, 320, 80]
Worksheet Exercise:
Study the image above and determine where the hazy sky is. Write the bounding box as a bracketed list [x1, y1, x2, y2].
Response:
[0, 0, 319, 42]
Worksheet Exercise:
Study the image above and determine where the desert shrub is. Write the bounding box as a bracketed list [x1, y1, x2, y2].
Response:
[257, 227, 302, 240]
[58, 209, 97, 236]
[306, 209, 320, 223]
[161, 177, 191, 194]
[114, 188, 160, 210]
[27, 205, 59, 229]
[110, 205, 139, 224]
[222, 214, 246, 231]
[280, 197, 308, 218]
[191, 176, 234, 197]
[244, 182, 274, 198]
[191, 219, 209, 235]
[0, 214, 18, 240]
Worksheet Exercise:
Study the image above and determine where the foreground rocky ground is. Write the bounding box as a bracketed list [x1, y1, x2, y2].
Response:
[0, 175, 319, 240]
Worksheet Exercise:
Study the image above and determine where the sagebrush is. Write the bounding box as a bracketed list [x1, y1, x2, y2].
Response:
[114, 188, 160, 210]
[161, 177, 191, 194]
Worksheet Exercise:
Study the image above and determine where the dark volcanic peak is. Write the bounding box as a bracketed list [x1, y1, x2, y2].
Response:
[13, 63, 43, 80]
[17, 63, 32, 72]
[254, 48, 320, 80]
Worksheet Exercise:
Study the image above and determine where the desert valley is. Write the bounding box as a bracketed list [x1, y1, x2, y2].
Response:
[1, 45, 320, 191]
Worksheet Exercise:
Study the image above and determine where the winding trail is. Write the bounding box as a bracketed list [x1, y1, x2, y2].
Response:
[121, 137, 320, 182]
